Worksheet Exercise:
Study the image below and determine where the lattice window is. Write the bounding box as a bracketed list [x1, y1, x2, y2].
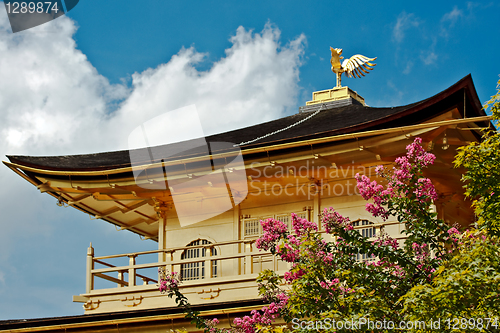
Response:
[180, 240, 217, 281]
[243, 213, 308, 237]
[276, 214, 291, 229]
[276, 212, 308, 230]
[244, 218, 260, 236]
[295, 211, 307, 220]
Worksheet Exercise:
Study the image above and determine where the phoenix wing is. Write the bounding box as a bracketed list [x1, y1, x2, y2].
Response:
[342, 54, 377, 78]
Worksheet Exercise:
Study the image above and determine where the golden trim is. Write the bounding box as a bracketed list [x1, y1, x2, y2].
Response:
[2, 116, 492, 177]
[2, 304, 265, 332]
[198, 288, 222, 300]
[82, 299, 100, 311]
[121, 295, 143, 307]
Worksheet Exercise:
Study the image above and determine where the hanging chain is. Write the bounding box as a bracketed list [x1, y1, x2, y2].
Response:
[234, 104, 325, 147]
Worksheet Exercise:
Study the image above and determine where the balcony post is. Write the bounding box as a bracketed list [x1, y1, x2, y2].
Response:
[117, 271, 124, 288]
[273, 254, 278, 271]
[204, 246, 212, 279]
[86, 243, 94, 293]
[167, 251, 174, 274]
[245, 241, 253, 274]
[128, 254, 137, 287]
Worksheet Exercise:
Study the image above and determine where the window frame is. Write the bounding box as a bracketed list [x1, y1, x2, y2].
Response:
[180, 239, 218, 281]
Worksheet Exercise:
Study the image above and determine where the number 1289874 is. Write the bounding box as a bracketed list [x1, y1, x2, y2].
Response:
[5, 2, 60, 14]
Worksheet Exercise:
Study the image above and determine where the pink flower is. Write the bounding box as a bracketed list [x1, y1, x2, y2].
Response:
[353, 138, 437, 221]
[284, 269, 305, 282]
[291, 213, 318, 235]
[365, 203, 389, 220]
[414, 178, 438, 201]
[256, 218, 288, 251]
[277, 243, 299, 262]
[322, 208, 350, 233]
[447, 227, 460, 236]
[158, 270, 180, 293]
[232, 291, 288, 333]
[355, 174, 385, 201]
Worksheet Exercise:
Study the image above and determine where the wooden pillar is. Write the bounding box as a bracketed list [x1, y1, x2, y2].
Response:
[233, 205, 240, 276]
[313, 191, 321, 228]
[158, 213, 167, 283]
[158, 214, 166, 263]
[86, 243, 94, 293]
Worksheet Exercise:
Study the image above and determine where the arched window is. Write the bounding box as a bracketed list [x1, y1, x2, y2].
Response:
[181, 240, 218, 281]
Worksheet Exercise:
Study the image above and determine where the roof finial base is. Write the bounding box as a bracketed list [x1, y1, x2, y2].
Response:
[305, 86, 365, 106]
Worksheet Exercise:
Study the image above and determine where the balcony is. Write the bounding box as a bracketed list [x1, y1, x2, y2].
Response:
[73, 238, 289, 313]
[74, 220, 405, 314]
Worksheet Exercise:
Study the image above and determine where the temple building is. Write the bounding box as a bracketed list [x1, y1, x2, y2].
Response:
[1, 74, 492, 332]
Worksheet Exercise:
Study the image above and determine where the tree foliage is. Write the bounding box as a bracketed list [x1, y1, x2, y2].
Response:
[160, 138, 465, 332]
[454, 78, 500, 235]
[401, 230, 500, 332]
[400, 78, 500, 332]
[253, 138, 459, 332]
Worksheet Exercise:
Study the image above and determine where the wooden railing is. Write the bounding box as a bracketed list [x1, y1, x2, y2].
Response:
[85, 221, 405, 293]
[85, 239, 276, 293]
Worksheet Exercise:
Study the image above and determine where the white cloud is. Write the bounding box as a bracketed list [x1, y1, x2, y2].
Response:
[386, 80, 404, 105]
[392, 11, 421, 43]
[440, 6, 464, 37]
[0, 13, 306, 319]
[0, 15, 306, 155]
[402, 60, 414, 74]
[0, 12, 132, 282]
[441, 6, 463, 26]
[0, 9, 306, 271]
[421, 51, 438, 65]
[0, 13, 128, 155]
[113, 23, 306, 149]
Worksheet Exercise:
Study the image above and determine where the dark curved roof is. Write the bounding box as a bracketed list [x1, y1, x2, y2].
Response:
[6, 74, 485, 171]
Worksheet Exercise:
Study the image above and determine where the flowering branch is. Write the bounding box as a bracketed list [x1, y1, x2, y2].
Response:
[158, 137, 467, 332]
[158, 268, 289, 333]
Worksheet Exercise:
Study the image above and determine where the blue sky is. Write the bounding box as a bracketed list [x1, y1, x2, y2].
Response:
[0, 0, 499, 320]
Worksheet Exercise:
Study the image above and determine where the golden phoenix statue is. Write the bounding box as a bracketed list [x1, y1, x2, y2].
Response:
[330, 47, 377, 88]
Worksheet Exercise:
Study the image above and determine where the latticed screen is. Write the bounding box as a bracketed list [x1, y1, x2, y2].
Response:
[181, 239, 217, 281]
[245, 213, 309, 236]
[295, 212, 307, 220]
[352, 220, 376, 238]
[244, 219, 260, 236]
